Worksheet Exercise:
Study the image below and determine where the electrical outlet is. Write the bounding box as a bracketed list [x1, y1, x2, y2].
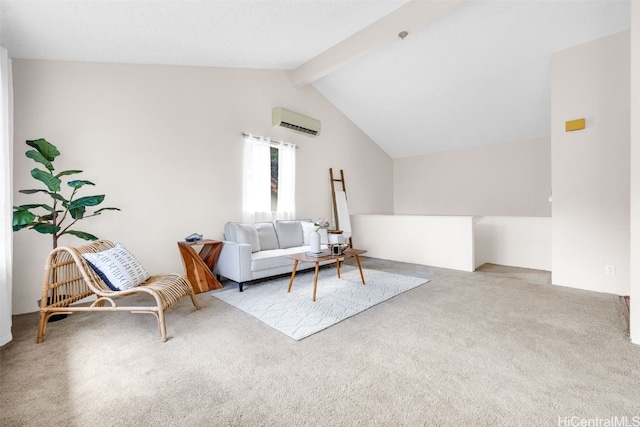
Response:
[605, 265, 615, 276]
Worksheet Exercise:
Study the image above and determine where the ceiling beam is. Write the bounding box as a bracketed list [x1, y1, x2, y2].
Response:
[288, 0, 473, 88]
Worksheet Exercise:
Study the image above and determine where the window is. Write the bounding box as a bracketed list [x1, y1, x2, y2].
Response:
[270, 147, 278, 211]
[242, 133, 296, 222]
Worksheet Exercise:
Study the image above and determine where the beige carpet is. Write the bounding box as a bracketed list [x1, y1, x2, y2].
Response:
[1, 258, 639, 426]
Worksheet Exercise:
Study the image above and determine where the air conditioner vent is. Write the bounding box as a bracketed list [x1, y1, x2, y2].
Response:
[272, 107, 321, 137]
[279, 121, 318, 135]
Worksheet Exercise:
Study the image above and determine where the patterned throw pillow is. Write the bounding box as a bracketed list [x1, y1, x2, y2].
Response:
[83, 242, 150, 291]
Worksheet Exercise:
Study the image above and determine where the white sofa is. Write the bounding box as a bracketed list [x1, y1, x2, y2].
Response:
[214, 219, 332, 292]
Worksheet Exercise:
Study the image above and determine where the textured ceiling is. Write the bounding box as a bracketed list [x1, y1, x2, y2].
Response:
[0, 0, 408, 69]
[0, 0, 631, 158]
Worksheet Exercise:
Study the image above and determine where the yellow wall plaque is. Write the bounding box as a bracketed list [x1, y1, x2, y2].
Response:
[565, 118, 585, 132]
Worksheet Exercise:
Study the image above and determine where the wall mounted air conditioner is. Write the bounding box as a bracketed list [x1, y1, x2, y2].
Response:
[272, 107, 321, 137]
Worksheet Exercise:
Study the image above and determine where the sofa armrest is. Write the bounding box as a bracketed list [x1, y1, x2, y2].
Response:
[213, 241, 253, 283]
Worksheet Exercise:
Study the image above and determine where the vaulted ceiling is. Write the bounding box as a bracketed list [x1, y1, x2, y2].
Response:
[0, 0, 631, 158]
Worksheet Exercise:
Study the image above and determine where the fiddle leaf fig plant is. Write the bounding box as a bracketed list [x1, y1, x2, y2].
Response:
[12, 138, 120, 249]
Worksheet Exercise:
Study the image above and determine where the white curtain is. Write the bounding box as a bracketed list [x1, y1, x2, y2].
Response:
[242, 134, 272, 223]
[242, 133, 296, 223]
[276, 142, 296, 220]
[0, 47, 13, 346]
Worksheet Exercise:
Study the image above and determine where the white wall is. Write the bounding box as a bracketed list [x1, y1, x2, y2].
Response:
[630, 2, 640, 344]
[11, 60, 394, 314]
[551, 31, 630, 295]
[474, 216, 551, 271]
[393, 137, 551, 217]
[351, 214, 551, 273]
[351, 214, 475, 272]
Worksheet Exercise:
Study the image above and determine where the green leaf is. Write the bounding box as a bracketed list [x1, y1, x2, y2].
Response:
[25, 149, 54, 171]
[19, 189, 50, 195]
[13, 203, 54, 212]
[70, 206, 86, 220]
[69, 195, 105, 210]
[49, 193, 68, 202]
[26, 138, 60, 162]
[31, 168, 61, 192]
[19, 190, 69, 203]
[94, 207, 121, 214]
[32, 223, 60, 235]
[64, 230, 98, 241]
[67, 180, 95, 189]
[12, 209, 36, 226]
[13, 224, 31, 232]
[18, 189, 67, 203]
[56, 170, 82, 178]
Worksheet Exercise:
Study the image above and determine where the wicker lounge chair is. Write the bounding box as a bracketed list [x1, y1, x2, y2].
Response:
[36, 240, 201, 343]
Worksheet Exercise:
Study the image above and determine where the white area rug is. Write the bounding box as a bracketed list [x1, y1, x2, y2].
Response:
[211, 267, 429, 340]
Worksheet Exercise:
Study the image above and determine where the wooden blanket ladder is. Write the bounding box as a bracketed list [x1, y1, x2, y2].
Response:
[329, 168, 352, 247]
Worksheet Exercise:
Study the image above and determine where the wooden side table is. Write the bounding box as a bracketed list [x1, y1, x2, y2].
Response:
[177, 239, 223, 293]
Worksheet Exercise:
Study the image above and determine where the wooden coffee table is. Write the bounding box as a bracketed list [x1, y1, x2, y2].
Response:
[286, 248, 367, 301]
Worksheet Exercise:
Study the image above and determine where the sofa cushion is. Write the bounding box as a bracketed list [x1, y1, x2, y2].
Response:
[251, 246, 335, 272]
[255, 222, 279, 250]
[251, 247, 301, 271]
[275, 220, 303, 249]
[224, 222, 237, 241]
[234, 223, 260, 252]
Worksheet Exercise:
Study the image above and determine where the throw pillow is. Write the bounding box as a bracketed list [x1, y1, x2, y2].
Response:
[82, 242, 151, 291]
[275, 220, 303, 248]
[255, 222, 279, 250]
[223, 222, 238, 241]
[233, 223, 261, 252]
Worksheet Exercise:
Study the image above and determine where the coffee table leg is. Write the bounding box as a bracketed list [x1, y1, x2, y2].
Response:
[312, 262, 320, 301]
[355, 255, 366, 284]
[335, 259, 341, 278]
[287, 260, 299, 293]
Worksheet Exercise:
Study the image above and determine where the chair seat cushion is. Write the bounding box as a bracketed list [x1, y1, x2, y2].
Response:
[83, 242, 150, 291]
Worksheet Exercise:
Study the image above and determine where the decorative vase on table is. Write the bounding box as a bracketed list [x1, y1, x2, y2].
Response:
[310, 230, 321, 253]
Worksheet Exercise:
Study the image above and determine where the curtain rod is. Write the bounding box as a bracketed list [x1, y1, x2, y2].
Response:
[241, 132, 298, 149]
